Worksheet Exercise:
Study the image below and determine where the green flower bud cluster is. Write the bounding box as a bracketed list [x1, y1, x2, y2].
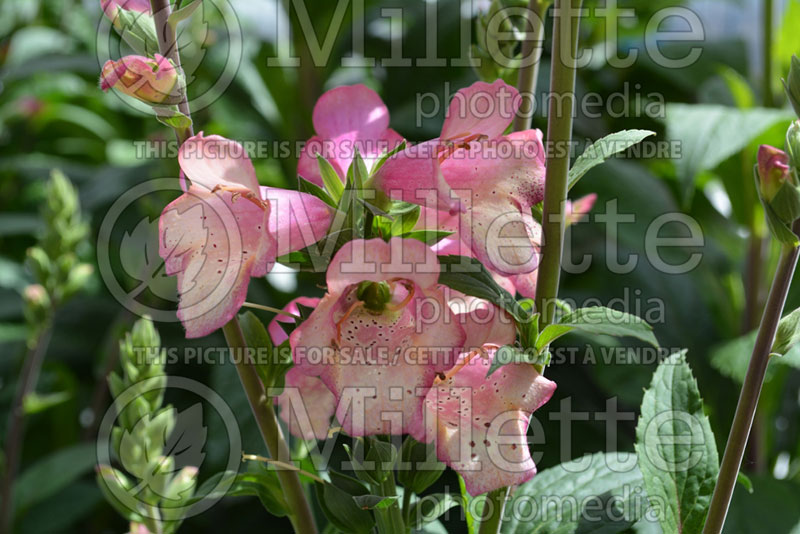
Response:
[97, 316, 198, 534]
[357, 280, 393, 312]
[23, 170, 93, 345]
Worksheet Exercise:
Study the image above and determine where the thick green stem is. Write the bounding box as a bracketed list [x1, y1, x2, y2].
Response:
[703, 233, 800, 534]
[477, 487, 509, 534]
[375, 474, 405, 534]
[401, 487, 412, 533]
[511, 0, 550, 132]
[534, 0, 583, 327]
[222, 318, 318, 534]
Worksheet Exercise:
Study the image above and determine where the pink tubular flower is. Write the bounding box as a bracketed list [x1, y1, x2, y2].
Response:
[422, 347, 556, 495]
[290, 238, 466, 437]
[100, 54, 178, 105]
[373, 80, 546, 276]
[159, 133, 333, 338]
[269, 297, 336, 441]
[757, 145, 791, 202]
[297, 84, 403, 186]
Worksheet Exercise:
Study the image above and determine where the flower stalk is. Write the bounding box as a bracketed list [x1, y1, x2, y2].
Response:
[222, 319, 318, 534]
[703, 221, 800, 533]
[511, 0, 551, 132]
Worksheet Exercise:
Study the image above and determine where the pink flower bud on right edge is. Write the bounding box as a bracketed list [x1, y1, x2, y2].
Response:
[757, 145, 790, 202]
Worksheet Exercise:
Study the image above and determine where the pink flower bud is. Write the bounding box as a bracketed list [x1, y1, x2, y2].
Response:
[757, 145, 791, 202]
[100, 54, 178, 105]
[100, 0, 151, 21]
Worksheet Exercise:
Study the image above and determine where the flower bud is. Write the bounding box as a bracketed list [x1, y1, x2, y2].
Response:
[101, 0, 151, 26]
[785, 55, 800, 119]
[100, 54, 178, 105]
[757, 145, 790, 202]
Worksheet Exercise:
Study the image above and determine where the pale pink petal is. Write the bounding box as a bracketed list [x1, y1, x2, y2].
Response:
[423, 348, 556, 495]
[297, 135, 326, 187]
[442, 130, 546, 275]
[508, 271, 537, 299]
[268, 296, 321, 345]
[179, 133, 259, 193]
[313, 84, 390, 142]
[260, 187, 333, 257]
[277, 369, 336, 440]
[326, 237, 441, 294]
[456, 303, 516, 352]
[440, 80, 520, 141]
[159, 186, 272, 338]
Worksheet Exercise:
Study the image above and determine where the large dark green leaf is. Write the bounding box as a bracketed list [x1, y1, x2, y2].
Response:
[502, 452, 650, 534]
[635, 353, 719, 534]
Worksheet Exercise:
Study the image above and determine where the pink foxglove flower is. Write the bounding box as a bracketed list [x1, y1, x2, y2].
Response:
[297, 85, 403, 186]
[422, 347, 556, 495]
[100, 54, 178, 105]
[290, 238, 465, 437]
[373, 80, 546, 276]
[269, 297, 336, 441]
[159, 133, 333, 338]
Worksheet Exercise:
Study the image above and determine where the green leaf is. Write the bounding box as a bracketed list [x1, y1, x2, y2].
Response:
[535, 323, 574, 352]
[722, 476, 800, 534]
[297, 176, 337, 208]
[238, 312, 291, 393]
[315, 479, 375, 534]
[398, 436, 445, 494]
[736, 472, 754, 494]
[15, 443, 97, 513]
[568, 129, 656, 190]
[400, 230, 452, 245]
[407, 493, 460, 530]
[556, 306, 659, 347]
[664, 104, 794, 202]
[634, 352, 719, 534]
[772, 307, 800, 355]
[168, 0, 202, 25]
[352, 494, 399, 510]
[194, 469, 288, 517]
[437, 255, 528, 323]
[317, 155, 345, 202]
[371, 140, 407, 175]
[485, 345, 539, 378]
[501, 452, 649, 534]
[155, 109, 193, 131]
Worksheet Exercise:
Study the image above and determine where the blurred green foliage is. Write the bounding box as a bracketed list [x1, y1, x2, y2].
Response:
[1, 0, 800, 532]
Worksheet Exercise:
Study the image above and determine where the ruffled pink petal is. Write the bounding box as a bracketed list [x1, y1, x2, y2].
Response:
[260, 187, 333, 257]
[440, 80, 520, 141]
[313, 84, 391, 142]
[179, 133, 260, 193]
[277, 368, 336, 440]
[326, 237, 441, 295]
[372, 140, 463, 215]
[159, 186, 272, 338]
[423, 348, 556, 495]
[268, 296, 321, 345]
[441, 130, 545, 275]
[456, 302, 516, 352]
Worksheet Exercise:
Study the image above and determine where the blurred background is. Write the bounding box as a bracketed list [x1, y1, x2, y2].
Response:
[1, 0, 800, 532]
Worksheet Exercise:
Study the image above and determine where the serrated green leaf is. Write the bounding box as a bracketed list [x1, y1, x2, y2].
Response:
[568, 130, 656, 190]
[502, 452, 649, 534]
[297, 176, 337, 208]
[556, 306, 659, 347]
[634, 352, 719, 534]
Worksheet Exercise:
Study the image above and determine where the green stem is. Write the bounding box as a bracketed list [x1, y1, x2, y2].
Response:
[511, 0, 550, 132]
[375, 474, 405, 534]
[703, 233, 800, 534]
[477, 487, 509, 534]
[534, 0, 583, 327]
[762, 0, 774, 108]
[401, 487, 412, 533]
[222, 318, 318, 534]
[150, 0, 194, 141]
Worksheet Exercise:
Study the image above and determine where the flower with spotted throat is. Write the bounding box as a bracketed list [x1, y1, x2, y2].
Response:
[289, 238, 466, 437]
[159, 133, 333, 338]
